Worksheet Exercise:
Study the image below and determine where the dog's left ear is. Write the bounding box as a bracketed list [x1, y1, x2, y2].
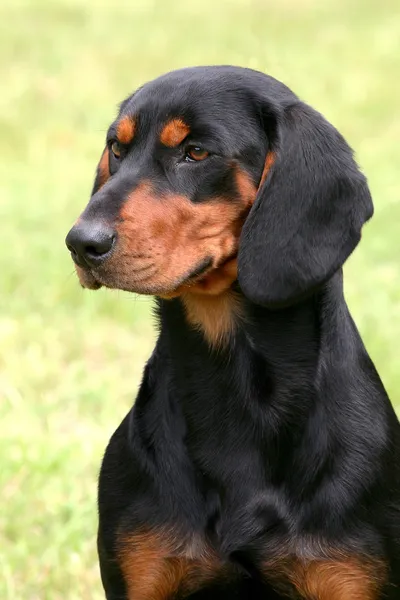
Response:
[238, 101, 373, 307]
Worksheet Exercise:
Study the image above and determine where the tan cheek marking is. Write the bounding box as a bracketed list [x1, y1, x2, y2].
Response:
[117, 182, 250, 347]
[116, 115, 136, 144]
[173, 174, 254, 347]
[117, 186, 243, 269]
[111, 183, 250, 333]
[118, 184, 191, 255]
[160, 118, 190, 147]
[117, 530, 231, 600]
[259, 151, 275, 187]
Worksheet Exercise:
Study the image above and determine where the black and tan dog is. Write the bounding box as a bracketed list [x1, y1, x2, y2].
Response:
[66, 66, 400, 599]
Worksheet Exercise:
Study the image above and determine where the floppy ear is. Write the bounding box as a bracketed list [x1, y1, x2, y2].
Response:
[238, 101, 373, 307]
[91, 147, 110, 195]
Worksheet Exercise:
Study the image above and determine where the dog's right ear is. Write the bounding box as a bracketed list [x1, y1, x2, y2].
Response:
[91, 147, 110, 195]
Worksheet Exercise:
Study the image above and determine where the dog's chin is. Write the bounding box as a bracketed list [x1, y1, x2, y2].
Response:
[76, 266, 103, 290]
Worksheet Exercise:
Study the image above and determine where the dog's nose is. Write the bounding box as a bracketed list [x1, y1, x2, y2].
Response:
[65, 221, 115, 266]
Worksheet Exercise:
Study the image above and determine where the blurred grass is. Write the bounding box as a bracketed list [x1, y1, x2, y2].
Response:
[1, 0, 399, 598]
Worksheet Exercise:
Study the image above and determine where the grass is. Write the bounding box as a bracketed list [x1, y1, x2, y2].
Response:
[1, 0, 400, 597]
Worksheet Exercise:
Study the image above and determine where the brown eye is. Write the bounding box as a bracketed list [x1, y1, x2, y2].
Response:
[186, 146, 209, 162]
[111, 141, 121, 158]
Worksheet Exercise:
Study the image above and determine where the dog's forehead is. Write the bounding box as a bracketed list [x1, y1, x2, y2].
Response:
[115, 67, 297, 143]
[118, 67, 259, 126]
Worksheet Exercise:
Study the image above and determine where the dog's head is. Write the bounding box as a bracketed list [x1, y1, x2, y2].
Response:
[66, 66, 373, 306]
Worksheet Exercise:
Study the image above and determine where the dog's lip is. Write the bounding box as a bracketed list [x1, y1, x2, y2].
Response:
[181, 257, 214, 284]
[185, 254, 236, 283]
[84, 277, 102, 290]
[77, 254, 236, 294]
[75, 265, 103, 290]
[167, 254, 237, 294]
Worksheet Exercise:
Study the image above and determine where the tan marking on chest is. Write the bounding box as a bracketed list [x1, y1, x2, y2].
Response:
[263, 553, 386, 599]
[293, 557, 385, 599]
[117, 529, 234, 600]
[181, 287, 243, 348]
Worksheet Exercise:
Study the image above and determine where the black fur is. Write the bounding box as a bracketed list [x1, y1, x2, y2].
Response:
[238, 102, 373, 306]
[68, 67, 400, 598]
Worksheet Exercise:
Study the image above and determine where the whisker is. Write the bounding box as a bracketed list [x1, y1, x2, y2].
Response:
[61, 270, 78, 286]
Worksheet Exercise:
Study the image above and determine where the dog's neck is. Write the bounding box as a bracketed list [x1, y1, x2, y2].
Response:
[152, 273, 359, 491]
[154, 274, 364, 455]
[157, 270, 352, 387]
[151, 271, 389, 515]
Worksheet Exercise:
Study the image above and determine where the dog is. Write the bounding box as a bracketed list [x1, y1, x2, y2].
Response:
[65, 66, 400, 599]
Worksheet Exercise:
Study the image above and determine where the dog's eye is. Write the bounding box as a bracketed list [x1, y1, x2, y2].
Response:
[185, 146, 209, 162]
[111, 141, 122, 159]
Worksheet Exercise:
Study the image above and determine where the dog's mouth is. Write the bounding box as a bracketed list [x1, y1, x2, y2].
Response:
[75, 254, 235, 297]
[184, 257, 214, 281]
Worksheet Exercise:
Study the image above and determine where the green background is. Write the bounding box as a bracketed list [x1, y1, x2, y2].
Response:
[1, 0, 399, 598]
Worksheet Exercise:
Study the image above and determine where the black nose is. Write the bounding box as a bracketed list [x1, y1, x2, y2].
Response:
[65, 221, 115, 266]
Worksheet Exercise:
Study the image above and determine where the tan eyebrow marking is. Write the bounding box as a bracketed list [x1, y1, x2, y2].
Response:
[117, 116, 136, 144]
[160, 118, 190, 147]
